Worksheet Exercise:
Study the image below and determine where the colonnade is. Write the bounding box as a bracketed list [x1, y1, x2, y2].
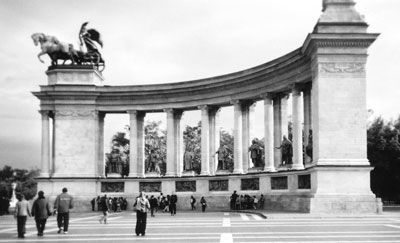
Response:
[38, 83, 311, 178]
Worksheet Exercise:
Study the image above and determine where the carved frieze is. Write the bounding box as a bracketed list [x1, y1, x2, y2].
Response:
[139, 182, 161, 192]
[176, 181, 196, 192]
[271, 176, 288, 190]
[101, 182, 124, 193]
[240, 178, 259, 191]
[209, 180, 229, 191]
[319, 63, 365, 73]
[55, 110, 97, 119]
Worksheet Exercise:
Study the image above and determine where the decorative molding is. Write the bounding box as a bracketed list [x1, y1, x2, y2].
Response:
[55, 110, 96, 119]
[319, 63, 365, 73]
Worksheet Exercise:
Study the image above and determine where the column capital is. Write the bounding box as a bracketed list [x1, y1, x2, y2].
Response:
[260, 93, 276, 100]
[197, 105, 209, 111]
[163, 108, 174, 113]
[289, 83, 304, 92]
[127, 110, 145, 117]
[230, 100, 242, 105]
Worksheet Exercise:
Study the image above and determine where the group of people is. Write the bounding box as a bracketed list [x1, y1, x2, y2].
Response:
[229, 190, 265, 210]
[14, 187, 73, 238]
[91, 196, 128, 212]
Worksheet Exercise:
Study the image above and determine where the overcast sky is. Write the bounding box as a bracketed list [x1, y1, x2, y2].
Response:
[0, 0, 399, 170]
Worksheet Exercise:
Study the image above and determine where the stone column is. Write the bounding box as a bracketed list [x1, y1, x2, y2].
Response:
[165, 109, 177, 176]
[303, 84, 312, 163]
[128, 110, 146, 177]
[39, 110, 51, 177]
[291, 85, 304, 170]
[262, 94, 275, 172]
[241, 102, 250, 172]
[199, 105, 210, 175]
[231, 100, 243, 174]
[98, 112, 106, 177]
[273, 94, 288, 168]
[209, 108, 220, 175]
[174, 110, 183, 176]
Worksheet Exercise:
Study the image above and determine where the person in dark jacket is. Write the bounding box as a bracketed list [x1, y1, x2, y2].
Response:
[54, 187, 74, 234]
[31, 191, 51, 236]
[200, 197, 207, 212]
[170, 193, 177, 216]
[99, 195, 109, 224]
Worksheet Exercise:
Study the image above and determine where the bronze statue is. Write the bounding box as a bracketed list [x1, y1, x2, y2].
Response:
[31, 33, 77, 66]
[31, 22, 105, 71]
[276, 135, 293, 165]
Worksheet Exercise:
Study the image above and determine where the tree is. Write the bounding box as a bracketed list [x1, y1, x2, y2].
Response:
[0, 166, 39, 201]
[368, 116, 400, 203]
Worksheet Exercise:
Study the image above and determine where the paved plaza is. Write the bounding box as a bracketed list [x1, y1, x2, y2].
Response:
[1, 210, 400, 243]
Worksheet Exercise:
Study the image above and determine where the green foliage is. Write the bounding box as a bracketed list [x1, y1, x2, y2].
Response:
[0, 166, 39, 200]
[368, 116, 400, 203]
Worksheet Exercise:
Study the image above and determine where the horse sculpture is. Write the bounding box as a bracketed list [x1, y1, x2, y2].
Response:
[31, 31, 105, 71]
[31, 33, 77, 66]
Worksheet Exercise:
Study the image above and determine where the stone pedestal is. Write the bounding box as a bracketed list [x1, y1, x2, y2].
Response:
[46, 66, 104, 86]
[215, 170, 230, 175]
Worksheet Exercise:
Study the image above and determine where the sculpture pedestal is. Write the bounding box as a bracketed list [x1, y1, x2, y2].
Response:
[107, 173, 121, 178]
[182, 171, 196, 177]
[248, 167, 264, 173]
[215, 170, 230, 175]
[46, 66, 104, 86]
[145, 172, 161, 178]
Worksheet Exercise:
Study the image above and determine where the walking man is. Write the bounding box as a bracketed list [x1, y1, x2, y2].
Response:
[190, 195, 196, 210]
[134, 192, 150, 236]
[14, 194, 31, 238]
[99, 195, 109, 224]
[54, 187, 74, 234]
[31, 191, 51, 237]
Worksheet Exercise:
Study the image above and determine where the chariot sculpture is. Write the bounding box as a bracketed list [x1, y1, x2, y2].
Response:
[32, 22, 105, 71]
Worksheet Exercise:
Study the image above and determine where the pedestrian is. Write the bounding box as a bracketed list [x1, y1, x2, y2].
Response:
[14, 193, 31, 238]
[54, 187, 74, 234]
[31, 191, 51, 237]
[253, 196, 258, 209]
[170, 193, 177, 216]
[190, 195, 196, 210]
[230, 190, 238, 210]
[134, 192, 150, 236]
[200, 197, 207, 212]
[149, 195, 158, 217]
[259, 194, 265, 210]
[91, 197, 95, 211]
[99, 195, 109, 224]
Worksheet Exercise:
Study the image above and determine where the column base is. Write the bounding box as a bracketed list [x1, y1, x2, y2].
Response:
[200, 171, 210, 176]
[291, 164, 305, 170]
[263, 166, 276, 172]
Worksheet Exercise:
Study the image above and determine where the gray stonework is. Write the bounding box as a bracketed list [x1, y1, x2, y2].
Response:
[33, 0, 381, 214]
